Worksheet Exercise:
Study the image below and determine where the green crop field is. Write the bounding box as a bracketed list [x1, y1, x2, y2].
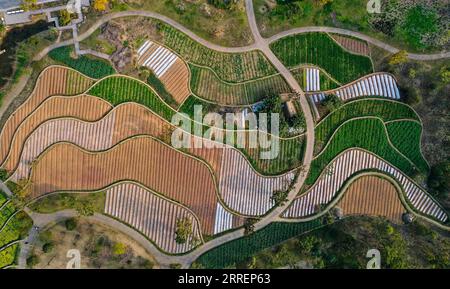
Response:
[158, 22, 277, 82]
[270, 33, 373, 84]
[0, 194, 33, 268]
[308, 118, 418, 186]
[0, 243, 18, 268]
[49, 47, 115, 79]
[194, 218, 324, 268]
[189, 64, 291, 105]
[386, 121, 429, 173]
[315, 99, 420, 154]
[87, 76, 175, 121]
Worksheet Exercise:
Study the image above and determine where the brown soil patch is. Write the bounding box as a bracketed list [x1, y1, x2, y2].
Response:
[337, 176, 406, 223]
[30, 136, 218, 234]
[331, 34, 370, 56]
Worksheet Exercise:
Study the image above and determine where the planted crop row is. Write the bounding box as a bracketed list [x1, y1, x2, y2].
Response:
[315, 99, 419, 154]
[158, 22, 276, 82]
[87, 76, 175, 121]
[194, 218, 324, 268]
[49, 46, 115, 79]
[189, 64, 291, 105]
[386, 121, 429, 173]
[291, 67, 340, 91]
[0, 243, 18, 269]
[308, 118, 418, 186]
[270, 33, 373, 84]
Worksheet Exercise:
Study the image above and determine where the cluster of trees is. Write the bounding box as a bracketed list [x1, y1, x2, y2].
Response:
[370, 2, 447, 50]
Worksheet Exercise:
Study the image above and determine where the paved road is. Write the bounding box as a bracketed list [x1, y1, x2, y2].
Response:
[33, 10, 450, 61]
[267, 26, 450, 61]
[0, 180, 13, 197]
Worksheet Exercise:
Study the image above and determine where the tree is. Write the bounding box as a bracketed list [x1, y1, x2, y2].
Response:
[440, 66, 450, 84]
[20, 0, 37, 11]
[93, 0, 109, 11]
[112, 242, 127, 255]
[243, 218, 257, 235]
[26, 254, 40, 267]
[322, 94, 342, 112]
[175, 217, 192, 244]
[65, 218, 77, 231]
[42, 242, 54, 253]
[270, 190, 288, 206]
[389, 50, 408, 66]
[58, 10, 72, 27]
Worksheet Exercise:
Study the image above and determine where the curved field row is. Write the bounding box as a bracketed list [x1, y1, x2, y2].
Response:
[87, 75, 305, 175]
[0, 243, 18, 269]
[11, 102, 295, 217]
[337, 175, 405, 223]
[7, 103, 171, 182]
[315, 99, 419, 154]
[137, 40, 190, 104]
[283, 149, 448, 223]
[291, 66, 340, 91]
[49, 46, 115, 79]
[309, 73, 400, 104]
[330, 34, 370, 56]
[270, 32, 373, 84]
[1, 95, 112, 175]
[104, 182, 203, 254]
[156, 19, 277, 82]
[0, 66, 94, 165]
[189, 64, 291, 105]
[386, 120, 429, 173]
[189, 140, 295, 216]
[309, 117, 418, 185]
[29, 136, 218, 234]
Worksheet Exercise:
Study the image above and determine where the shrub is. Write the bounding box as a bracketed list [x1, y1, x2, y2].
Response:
[26, 254, 39, 267]
[175, 217, 192, 244]
[42, 242, 54, 253]
[112, 242, 127, 255]
[65, 218, 77, 231]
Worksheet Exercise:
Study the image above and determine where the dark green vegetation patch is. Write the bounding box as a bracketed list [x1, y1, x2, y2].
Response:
[49, 47, 115, 79]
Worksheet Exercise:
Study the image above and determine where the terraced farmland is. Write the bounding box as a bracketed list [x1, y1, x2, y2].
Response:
[104, 182, 203, 254]
[0, 66, 95, 166]
[309, 73, 400, 105]
[158, 22, 277, 82]
[49, 46, 115, 79]
[270, 33, 373, 84]
[291, 67, 340, 91]
[330, 34, 370, 56]
[337, 176, 405, 223]
[189, 64, 291, 105]
[87, 76, 175, 121]
[284, 149, 448, 222]
[1, 95, 112, 177]
[29, 136, 219, 234]
[314, 99, 419, 154]
[309, 117, 417, 185]
[386, 121, 429, 173]
[8, 103, 171, 181]
[0, 193, 33, 268]
[137, 40, 190, 105]
[194, 218, 324, 269]
[189, 140, 295, 216]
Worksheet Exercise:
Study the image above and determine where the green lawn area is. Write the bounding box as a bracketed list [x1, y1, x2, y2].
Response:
[270, 33, 373, 84]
